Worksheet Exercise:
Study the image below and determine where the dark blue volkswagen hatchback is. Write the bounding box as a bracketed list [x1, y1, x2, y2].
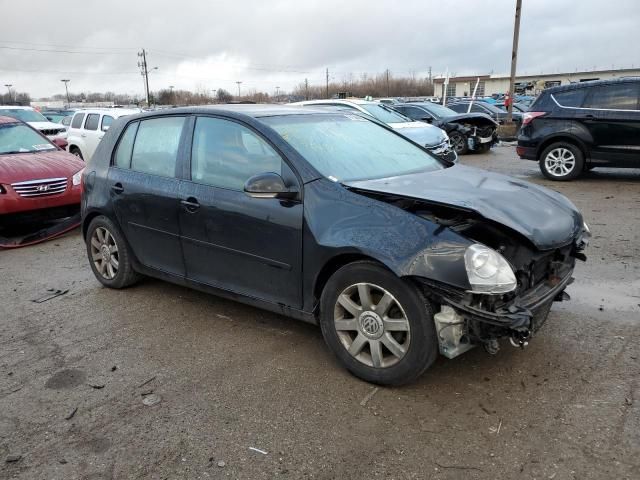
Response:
[82, 105, 589, 385]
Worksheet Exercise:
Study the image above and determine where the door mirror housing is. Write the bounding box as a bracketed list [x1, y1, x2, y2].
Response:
[52, 137, 68, 149]
[421, 116, 433, 123]
[101, 125, 110, 132]
[244, 172, 297, 199]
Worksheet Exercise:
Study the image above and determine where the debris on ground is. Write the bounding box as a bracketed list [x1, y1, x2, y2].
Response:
[359, 387, 379, 406]
[32, 288, 69, 303]
[88, 383, 105, 389]
[111, 366, 117, 372]
[137, 376, 156, 388]
[249, 447, 268, 455]
[65, 407, 78, 420]
[142, 394, 161, 406]
[217, 460, 226, 468]
[6, 454, 22, 463]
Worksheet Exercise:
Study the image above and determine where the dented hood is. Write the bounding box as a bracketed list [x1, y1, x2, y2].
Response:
[345, 165, 583, 250]
[434, 112, 498, 128]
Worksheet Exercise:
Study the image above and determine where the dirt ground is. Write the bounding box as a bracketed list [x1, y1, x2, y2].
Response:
[1, 146, 639, 480]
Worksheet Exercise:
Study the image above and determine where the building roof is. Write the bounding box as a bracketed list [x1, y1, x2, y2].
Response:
[434, 67, 640, 83]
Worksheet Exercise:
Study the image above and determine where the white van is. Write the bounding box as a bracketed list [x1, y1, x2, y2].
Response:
[66, 108, 140, 160]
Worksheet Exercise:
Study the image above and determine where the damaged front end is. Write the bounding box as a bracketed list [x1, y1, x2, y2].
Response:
[352, 189, 589, 359]
[438, 114, 499, 152]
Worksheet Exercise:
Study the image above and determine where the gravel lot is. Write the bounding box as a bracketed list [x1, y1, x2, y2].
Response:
[1, 146, 639, 480]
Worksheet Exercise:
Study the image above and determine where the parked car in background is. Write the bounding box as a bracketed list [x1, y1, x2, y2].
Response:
[393, 102, 498, 154]
[0, 106, 67, 140]
[517, 78, 640, 180]
[494, 101, 528, 113]
[41, 109, 77, 125]
[0, 116, 83, 246]
[447, 100, 523, 127]
[292, 99, 456, 162]
[82, 105, 589, 385]
[66, 108, 139, 160]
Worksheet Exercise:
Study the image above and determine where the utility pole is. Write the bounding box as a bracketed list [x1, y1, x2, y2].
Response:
[169, 85, 174, 105]
[304, 78, 309, 100]
[385, 69, 390, 96]
[507, 0, 522, 124]
[4, 84, 13, 102]
[137, 49, 151, 107]
[61, 79, 70, 107]
[275, 86, 280, 102]
[326, 68, 329, 99]
[236, 81, 242, 99]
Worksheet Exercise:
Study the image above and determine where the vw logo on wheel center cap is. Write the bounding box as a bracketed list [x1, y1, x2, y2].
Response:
[359, 311, 384, 339]
[100, 245, 111, 262]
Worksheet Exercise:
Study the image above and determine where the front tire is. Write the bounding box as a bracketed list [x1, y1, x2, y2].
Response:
[539, 142, 584, 181]
[86, 215, 140, 289]
[319, 261, 438, 386]
[449, 131, 468, 155]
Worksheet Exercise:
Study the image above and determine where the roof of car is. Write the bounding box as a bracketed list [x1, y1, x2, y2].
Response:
[543, 76, 640, 94]
[292, 99, 375, 106]
[0, 115, 21, 125]
[124, 104, 346, 119]
[0, 105, 34, 110]
[72, 108, 141, 117]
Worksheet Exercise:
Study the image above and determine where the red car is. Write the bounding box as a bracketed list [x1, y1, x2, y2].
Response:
[0, 116, 83, 247]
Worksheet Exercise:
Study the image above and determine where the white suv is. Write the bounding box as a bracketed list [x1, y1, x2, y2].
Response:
[0, 105, 66, 139]
[66, 108, 140, 160]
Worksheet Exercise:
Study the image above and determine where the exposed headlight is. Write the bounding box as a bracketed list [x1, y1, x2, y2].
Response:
[72, 168, 85, 186]
[464, 243, 516, 294]
[582, 221, 590, 235]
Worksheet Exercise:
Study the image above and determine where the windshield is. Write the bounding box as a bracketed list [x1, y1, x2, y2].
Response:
[359, 103, 411, 124]
[0, 108, 49, 123]
[418, 102, 458, 118]
[263, 113, 443, 182]
[0, 123, 55, 154]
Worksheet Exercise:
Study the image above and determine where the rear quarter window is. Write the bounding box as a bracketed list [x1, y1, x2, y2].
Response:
[113, 122, 139, 169]
[71, 113, 85, 129]
[552, 89, 587, 108]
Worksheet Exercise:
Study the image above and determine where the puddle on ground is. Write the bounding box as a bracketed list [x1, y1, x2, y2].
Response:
[45, 369, 86, 390]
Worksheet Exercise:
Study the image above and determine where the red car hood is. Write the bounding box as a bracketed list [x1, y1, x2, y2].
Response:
[0, 149, 84, 184]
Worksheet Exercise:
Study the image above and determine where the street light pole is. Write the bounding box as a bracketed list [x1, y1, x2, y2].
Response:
[4, 84, 13, 102]
[61, 79, 70, 107]
[169, 85, 174, 105]
[507, 0, 522, 124]
[275, 86, 280, 103]
[236, 81, 242, 99]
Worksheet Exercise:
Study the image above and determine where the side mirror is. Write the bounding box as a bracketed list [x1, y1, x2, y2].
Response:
[101, 125, 110, 132]
[421, 116, 433, 123]
[52, 138, 68, 149]
[244, 172, 297, 199]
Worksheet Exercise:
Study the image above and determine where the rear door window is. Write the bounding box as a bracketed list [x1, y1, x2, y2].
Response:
[85, 114, 100, 131]
[583, 83, 640, 110]
[71, 113, 85, 129]
[130, 116, 185, 177]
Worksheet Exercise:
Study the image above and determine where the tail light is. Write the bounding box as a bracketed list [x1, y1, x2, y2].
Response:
[522, 111, 546, 126]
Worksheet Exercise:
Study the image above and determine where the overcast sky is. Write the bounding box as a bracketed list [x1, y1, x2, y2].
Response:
[1, 0, 639, 98]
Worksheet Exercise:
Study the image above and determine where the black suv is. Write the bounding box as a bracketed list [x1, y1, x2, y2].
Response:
[81, 105, 588, 385]
[517, 78, 640, 180]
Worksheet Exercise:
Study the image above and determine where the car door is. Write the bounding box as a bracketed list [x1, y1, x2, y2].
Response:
[178, 115, 303, 307]
[82, 113, 103, 160]
[108, 115, 188, 276]
[580, 82, 640, 166]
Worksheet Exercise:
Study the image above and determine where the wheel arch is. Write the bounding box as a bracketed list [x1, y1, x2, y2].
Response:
[536, 135, 590, 164]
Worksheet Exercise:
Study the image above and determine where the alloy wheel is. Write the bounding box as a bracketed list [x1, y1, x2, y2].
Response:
[90, 227, 119, 280]
[450, 133, 466, 153]
[333, 283, 410, 368]
[544, 147, 576, 177]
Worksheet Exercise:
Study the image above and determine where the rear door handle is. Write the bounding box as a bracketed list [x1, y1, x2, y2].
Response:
[111, 183, 124, 194]
[180, 197, 200, 212]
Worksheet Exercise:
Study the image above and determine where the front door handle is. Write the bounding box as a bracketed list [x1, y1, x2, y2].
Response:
[111, 183, 124, 194]
[180, 197, 200, 212]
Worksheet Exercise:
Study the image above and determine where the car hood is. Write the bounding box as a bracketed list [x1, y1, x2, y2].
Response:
[28, 121, 66, 132]
[389, 121, 447, 147]
[345, 165, 583, 250]
[436, 113, 498, 128]
[0, 149, 84, 184]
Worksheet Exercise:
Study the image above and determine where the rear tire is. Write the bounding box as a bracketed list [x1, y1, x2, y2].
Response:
[319, 261, 438, 386]
[539, 142, 584, 181]
[86, 215, 140, 289]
